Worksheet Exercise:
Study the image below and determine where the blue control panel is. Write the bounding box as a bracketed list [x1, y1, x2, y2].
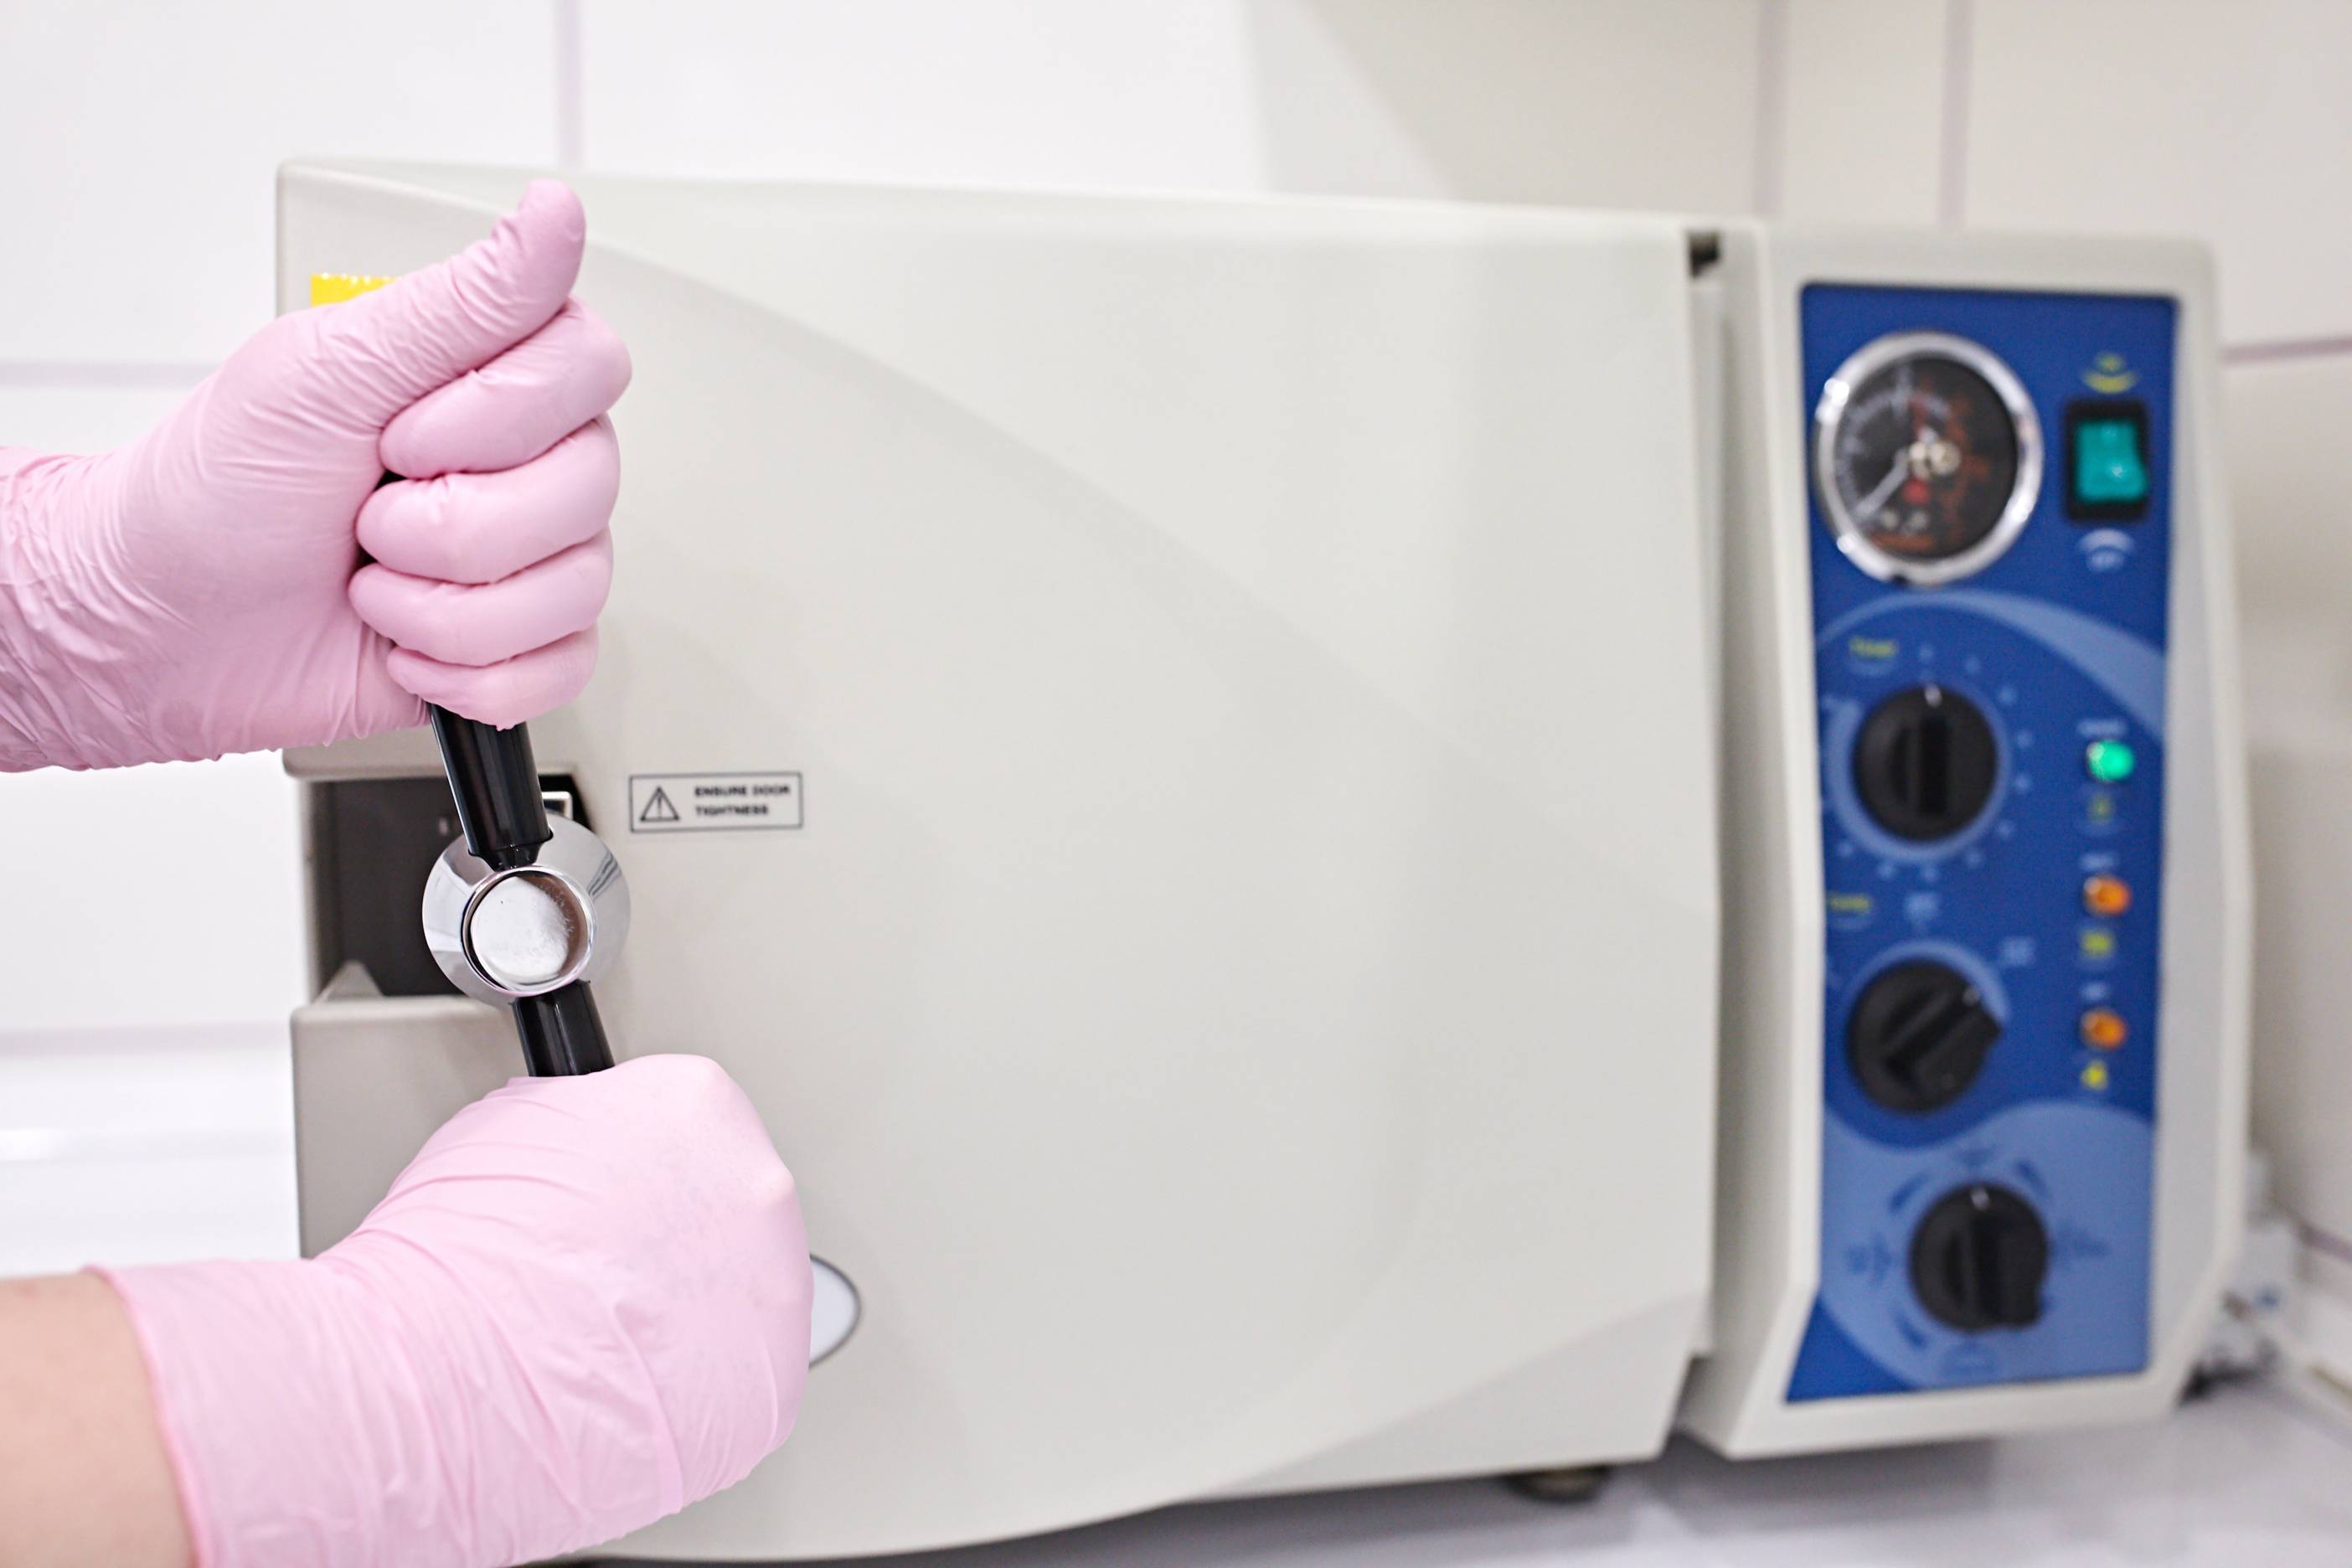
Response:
[1787, 283, 2178, 1400]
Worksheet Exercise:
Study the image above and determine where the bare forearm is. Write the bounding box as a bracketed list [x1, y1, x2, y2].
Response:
[0, 1274, 191, 1566]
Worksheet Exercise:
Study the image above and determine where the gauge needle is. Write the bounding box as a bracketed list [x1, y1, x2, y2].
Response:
[1858, 451, 1911, 518]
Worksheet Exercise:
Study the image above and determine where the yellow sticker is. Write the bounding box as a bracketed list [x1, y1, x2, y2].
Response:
[308, 273, 397, 307]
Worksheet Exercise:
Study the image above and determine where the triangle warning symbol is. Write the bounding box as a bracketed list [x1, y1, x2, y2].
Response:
[639, 786, 680, 824]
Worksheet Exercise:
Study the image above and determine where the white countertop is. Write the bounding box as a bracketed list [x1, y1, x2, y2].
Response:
[764, 1380, 2352, 1568]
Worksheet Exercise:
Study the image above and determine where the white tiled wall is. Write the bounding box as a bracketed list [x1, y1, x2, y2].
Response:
[5, 1, 2351, 1273]
[1772, 0, 1949, 226]
[0, 1, 560, 368]
[2224, 354, 2352, 624]
[575, 0, 1769, 206]
[577, 2, 1275, 191]
[1963, 0, 2352, 348]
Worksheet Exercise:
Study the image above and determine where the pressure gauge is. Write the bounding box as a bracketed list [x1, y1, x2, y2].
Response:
[1814, 331, 2041, 586]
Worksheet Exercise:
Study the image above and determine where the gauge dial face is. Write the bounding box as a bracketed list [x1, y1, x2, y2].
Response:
[1816, 334, 2041, 585]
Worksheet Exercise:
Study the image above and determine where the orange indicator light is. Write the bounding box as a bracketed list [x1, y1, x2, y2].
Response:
[2081, 1008, 2128, 1051]
[2082, 874, 2133, 918]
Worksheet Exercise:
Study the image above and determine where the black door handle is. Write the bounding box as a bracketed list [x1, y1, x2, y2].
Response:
[430, 706, 614, 1076]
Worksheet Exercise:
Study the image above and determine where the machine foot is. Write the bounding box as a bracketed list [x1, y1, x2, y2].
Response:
[1503, 1463, 1612, 1504]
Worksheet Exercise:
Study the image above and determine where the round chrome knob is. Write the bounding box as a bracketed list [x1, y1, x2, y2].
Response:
[423, 813, 631, 1004]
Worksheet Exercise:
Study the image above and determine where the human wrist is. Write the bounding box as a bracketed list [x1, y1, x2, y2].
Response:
[0, 1273, 193, 1568]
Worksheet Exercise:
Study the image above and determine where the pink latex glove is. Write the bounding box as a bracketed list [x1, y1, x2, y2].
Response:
[0, 179, 628, 772]
[100, 1055, 813, 1567]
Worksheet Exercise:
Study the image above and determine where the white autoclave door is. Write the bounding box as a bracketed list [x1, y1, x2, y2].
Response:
[281, 164, 1721, 1560]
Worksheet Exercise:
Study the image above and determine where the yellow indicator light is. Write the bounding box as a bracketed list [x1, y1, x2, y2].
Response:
[2084, 353, 2138, 395]
[309, 273, 396, 307]
[2081, 1060, 2111, 1091]
[2081, 928, 2117, 962]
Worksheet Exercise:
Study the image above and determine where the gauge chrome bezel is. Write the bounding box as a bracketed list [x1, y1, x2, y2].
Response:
[1813, 329, 2043, 588]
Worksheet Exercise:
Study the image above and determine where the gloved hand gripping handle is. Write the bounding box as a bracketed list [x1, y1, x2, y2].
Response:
[431, 706, 615, 1076]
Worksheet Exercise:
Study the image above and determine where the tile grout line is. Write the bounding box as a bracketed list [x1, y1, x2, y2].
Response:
[2222, 336, 2352, 368]
[1751, 0, 1789, 219]
[1937, 0, 1973, 229]
[554, 0, 586, 168]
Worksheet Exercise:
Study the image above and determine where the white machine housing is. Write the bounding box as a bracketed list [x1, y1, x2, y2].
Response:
[279, 163, 2247, 1559]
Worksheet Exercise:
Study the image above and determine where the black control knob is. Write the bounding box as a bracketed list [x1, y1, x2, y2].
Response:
[1847, 960, 2002, 1114]
[1854, 684, 1999, 841]
[1909, 1183, 2049, 1332]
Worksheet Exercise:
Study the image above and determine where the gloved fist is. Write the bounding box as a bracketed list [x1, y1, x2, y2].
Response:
[0, 180, 628, 772]
[102, 1056, 812, 1568]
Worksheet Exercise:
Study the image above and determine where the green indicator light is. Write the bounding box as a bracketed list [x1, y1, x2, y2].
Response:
[2086, 739, 2137, 784]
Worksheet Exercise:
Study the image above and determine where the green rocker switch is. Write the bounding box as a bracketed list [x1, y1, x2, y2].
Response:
[2067, 400, 2152, 520]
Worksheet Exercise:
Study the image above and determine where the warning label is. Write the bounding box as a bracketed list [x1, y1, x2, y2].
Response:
[628, 772, 804, 833]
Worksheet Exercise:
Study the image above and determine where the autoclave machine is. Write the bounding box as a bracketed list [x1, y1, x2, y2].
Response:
[280, 162, 2248, 1560]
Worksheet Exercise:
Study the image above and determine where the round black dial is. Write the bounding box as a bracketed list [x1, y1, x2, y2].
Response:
[1848, 960, 2002, 1114]
[1853, 684, 1999, 842]
[1910, 1183, 2049, 1333]
[1817, 333, 2041, 585]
